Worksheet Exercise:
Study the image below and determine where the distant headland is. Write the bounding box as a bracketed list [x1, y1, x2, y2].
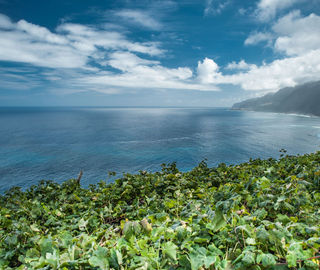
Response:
[232, 80, 320, 117]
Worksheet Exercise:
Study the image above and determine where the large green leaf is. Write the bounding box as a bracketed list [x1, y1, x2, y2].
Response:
[162, 242, 178, 261]
[89, 247, 110, 270]
[188, 246, 219, 270]
[206, 209, 227, 232]
[256, 253, 277, 267]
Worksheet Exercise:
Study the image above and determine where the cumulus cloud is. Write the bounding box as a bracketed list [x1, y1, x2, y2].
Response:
[196, 49, 320, 91]
[273, 11, 320, 56]
[228, 10, 320, 92]
[255, 0, 303, 22]
[196, 9, 320, 92]
[114, 10, 162, 30]
[246, 11, 320, 55]
[197, 58, 221, 83]
[225, 49, 320, 90]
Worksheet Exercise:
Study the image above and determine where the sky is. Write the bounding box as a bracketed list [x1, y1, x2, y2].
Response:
[0, 0, 320, 107]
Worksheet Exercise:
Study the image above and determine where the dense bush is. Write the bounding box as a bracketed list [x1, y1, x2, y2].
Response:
[1, 152, 320, 269]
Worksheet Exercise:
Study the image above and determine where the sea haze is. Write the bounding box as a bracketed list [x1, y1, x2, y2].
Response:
[0, 107, 319, 192]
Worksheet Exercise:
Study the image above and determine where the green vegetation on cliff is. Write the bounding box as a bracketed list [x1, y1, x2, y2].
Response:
[232, 80, 320, 117]
[1, 152, 320, 269]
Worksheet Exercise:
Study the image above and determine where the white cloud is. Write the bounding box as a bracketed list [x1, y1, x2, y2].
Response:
[192, 52, 315, 91]
[17, 20, 68, 44]
[74, 55, 218, 91]
[0, 13, 221, 92]
[244, 32, 273, 46]
[255, 0, 303, 21]
[0, 15, 164, 69]
[199, 48, 320, 91]
[234, 10, 320, 92]
[273, 11, 320, 56]
[1, 9, 320, 95]
[225, 49, 320, 90]
[75, 65, 217, 91]
[246, 11, 320, 55]
[107, 51, 160, 71]
[204, 0, 230, 16]
[114, 10, 162, 30]
[0, 31, 87, 68]
[0, 13, 13, 29]
[197, 58, 221, 83]
[57, 23, 163, 56]
[226, 60, 257, 70]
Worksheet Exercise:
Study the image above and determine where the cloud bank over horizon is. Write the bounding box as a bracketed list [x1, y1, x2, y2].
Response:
[0, 0, 320, 106]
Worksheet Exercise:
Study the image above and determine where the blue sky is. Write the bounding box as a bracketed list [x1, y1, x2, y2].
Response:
[0, 0, 319, 106]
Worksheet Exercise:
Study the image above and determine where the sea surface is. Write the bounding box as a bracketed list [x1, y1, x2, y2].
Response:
[0, 107, 319, 192]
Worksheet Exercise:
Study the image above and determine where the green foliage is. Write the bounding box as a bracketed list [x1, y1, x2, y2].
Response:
[89, 247, 110, 270]
[1, 152, 320, 269]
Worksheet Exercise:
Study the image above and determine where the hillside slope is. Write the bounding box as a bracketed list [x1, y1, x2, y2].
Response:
[232, 81, 320, 116]
[1, 153, 320, 269]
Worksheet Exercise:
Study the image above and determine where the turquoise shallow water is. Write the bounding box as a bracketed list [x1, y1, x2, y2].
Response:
[0, 107, 319, 192]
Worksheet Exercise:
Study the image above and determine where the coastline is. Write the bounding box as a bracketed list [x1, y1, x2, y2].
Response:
[230, 107, 320, 118]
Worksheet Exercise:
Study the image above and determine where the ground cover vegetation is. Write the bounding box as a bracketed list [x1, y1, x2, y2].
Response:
[0, 152, 320, 269]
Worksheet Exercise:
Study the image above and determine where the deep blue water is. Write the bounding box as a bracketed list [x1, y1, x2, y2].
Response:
[0, 107, 319, 192]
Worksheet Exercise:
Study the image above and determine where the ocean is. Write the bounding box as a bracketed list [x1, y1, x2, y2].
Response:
[0, 107, 319, 192]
